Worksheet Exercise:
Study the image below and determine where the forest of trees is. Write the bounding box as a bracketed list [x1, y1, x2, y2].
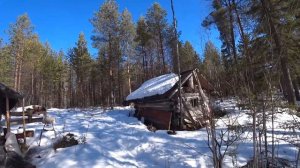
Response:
[0, 0, 299, 109]
[202, 0, 300, 105]
[0, 0, 202, 108]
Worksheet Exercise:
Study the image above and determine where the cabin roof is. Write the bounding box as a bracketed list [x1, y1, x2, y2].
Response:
[126, 69, 213, 103]
[0, 83, 23, 99]
[0, 82, 23, 114]
[126, 73, 179, 101]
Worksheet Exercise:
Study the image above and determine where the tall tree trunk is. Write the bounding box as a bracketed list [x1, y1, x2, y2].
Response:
[253, 109, 257, 168]
[225, 0, 239, 95]
[117, 54, 121, 105]
[69, 68, 73, 107]
[293, 79, 300, 101]
[260, 0, 296, 105]
[227, 0, 238, 66]
[262, 99, 268, 166]
[14, 59, 19, 91]
[127, 63, 132, 94]
[156, 41, 162, 74]
[159, 31, 166, 73]
[31, 70, 34, 104]
[18, 60, 22, 92]
[232, 0, 254, 91]
[142, 46, 147, 80]
[108, 35, 114, 108]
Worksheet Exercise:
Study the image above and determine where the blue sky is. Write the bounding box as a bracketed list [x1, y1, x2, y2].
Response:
[0, 0, 221, 58]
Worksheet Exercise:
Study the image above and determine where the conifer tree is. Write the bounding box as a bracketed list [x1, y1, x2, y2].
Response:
[91, 0, 120, 107]
[120, 9, 136, 95]
[0, 39, 12, 85]
[203, 41, 222, 92]
[146, 3, 168, 74]
[135, 17, 151, 80]
[8, 13, 34, 92]
[179, 41, 201, 72]
[68, 33, 92, 107]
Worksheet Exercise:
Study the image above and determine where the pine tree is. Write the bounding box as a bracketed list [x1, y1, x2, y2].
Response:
[120, 9, 136, 95]
[135, 17, 151, 80]
[8, 13, 34, 92]
[146, 3, 169, 74]
[0, 39, 12, 85]
[202, 0, 239, 94]
[179, 41, 201, 72]
[203, 41, 223, 92]
[68, 33, 92, 107]
[91, 0, 120, 107]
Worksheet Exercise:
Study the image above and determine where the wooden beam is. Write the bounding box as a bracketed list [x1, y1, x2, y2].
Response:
[168, 72, 193, 99]
[137, 106, 173, 112]
[181, 98, 198, 129]
[22, 98, 26, 144]
[5, 96, 10, 132]
[188, 75, 194, 89]
[183, 93, 200, 99]
[193, 71, 211, 117]
[10, 111, 29, 116]
[136, 102, 174, 107]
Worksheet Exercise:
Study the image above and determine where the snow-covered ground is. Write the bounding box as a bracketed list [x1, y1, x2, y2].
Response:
[8, 99, 300, 168]
[11, 105, 37, 112]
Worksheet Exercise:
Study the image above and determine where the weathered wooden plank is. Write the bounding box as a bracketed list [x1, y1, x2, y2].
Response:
[10, 117, 43, 126]
[136, 101, 174, 106]
[136, 101, 174, 112]
[181, 98, 198, 128]
[183, 93, 200, 98]
[137, 104, 173, 109]
[10, 112, 29, 116]
[138, 106, 173, 112]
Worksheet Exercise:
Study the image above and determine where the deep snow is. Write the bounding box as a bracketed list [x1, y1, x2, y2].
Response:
[7, 99, 300, 168]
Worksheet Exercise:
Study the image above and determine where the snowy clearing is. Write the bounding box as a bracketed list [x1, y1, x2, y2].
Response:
[9, 99, 300, 168]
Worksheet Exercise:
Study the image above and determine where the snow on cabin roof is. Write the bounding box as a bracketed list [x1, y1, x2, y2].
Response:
[126, 73, 179, 101]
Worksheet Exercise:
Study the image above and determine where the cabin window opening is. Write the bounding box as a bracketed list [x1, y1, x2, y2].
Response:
[190, 98, 199, 107]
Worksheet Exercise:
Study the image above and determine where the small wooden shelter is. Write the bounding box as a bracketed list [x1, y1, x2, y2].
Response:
[125, 69, 213, 130]
[0, 82, 23, 132]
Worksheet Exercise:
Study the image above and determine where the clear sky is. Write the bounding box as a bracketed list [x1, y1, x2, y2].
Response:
[0, 0, 221, 58]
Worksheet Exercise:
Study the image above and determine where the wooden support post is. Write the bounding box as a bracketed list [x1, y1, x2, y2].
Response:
[193, 71, 211, 115]
[27, 110, 33, 123]
[181, 97, 198, 129]
[167, 113, 172, 130]
[22, 98, 26, 144]
[5, 96, 10, 133]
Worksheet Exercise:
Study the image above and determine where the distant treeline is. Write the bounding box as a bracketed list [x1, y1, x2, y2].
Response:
[0, 1, 203, 108]
[0, 0, 299, 108]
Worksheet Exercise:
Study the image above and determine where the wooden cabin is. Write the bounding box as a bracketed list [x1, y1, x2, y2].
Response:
[0, 83, 23, 132]
[0, 83, 23, 114]
[125, 69, 213, 130]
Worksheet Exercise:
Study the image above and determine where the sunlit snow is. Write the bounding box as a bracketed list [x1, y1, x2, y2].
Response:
[126, 73, 178, 101]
